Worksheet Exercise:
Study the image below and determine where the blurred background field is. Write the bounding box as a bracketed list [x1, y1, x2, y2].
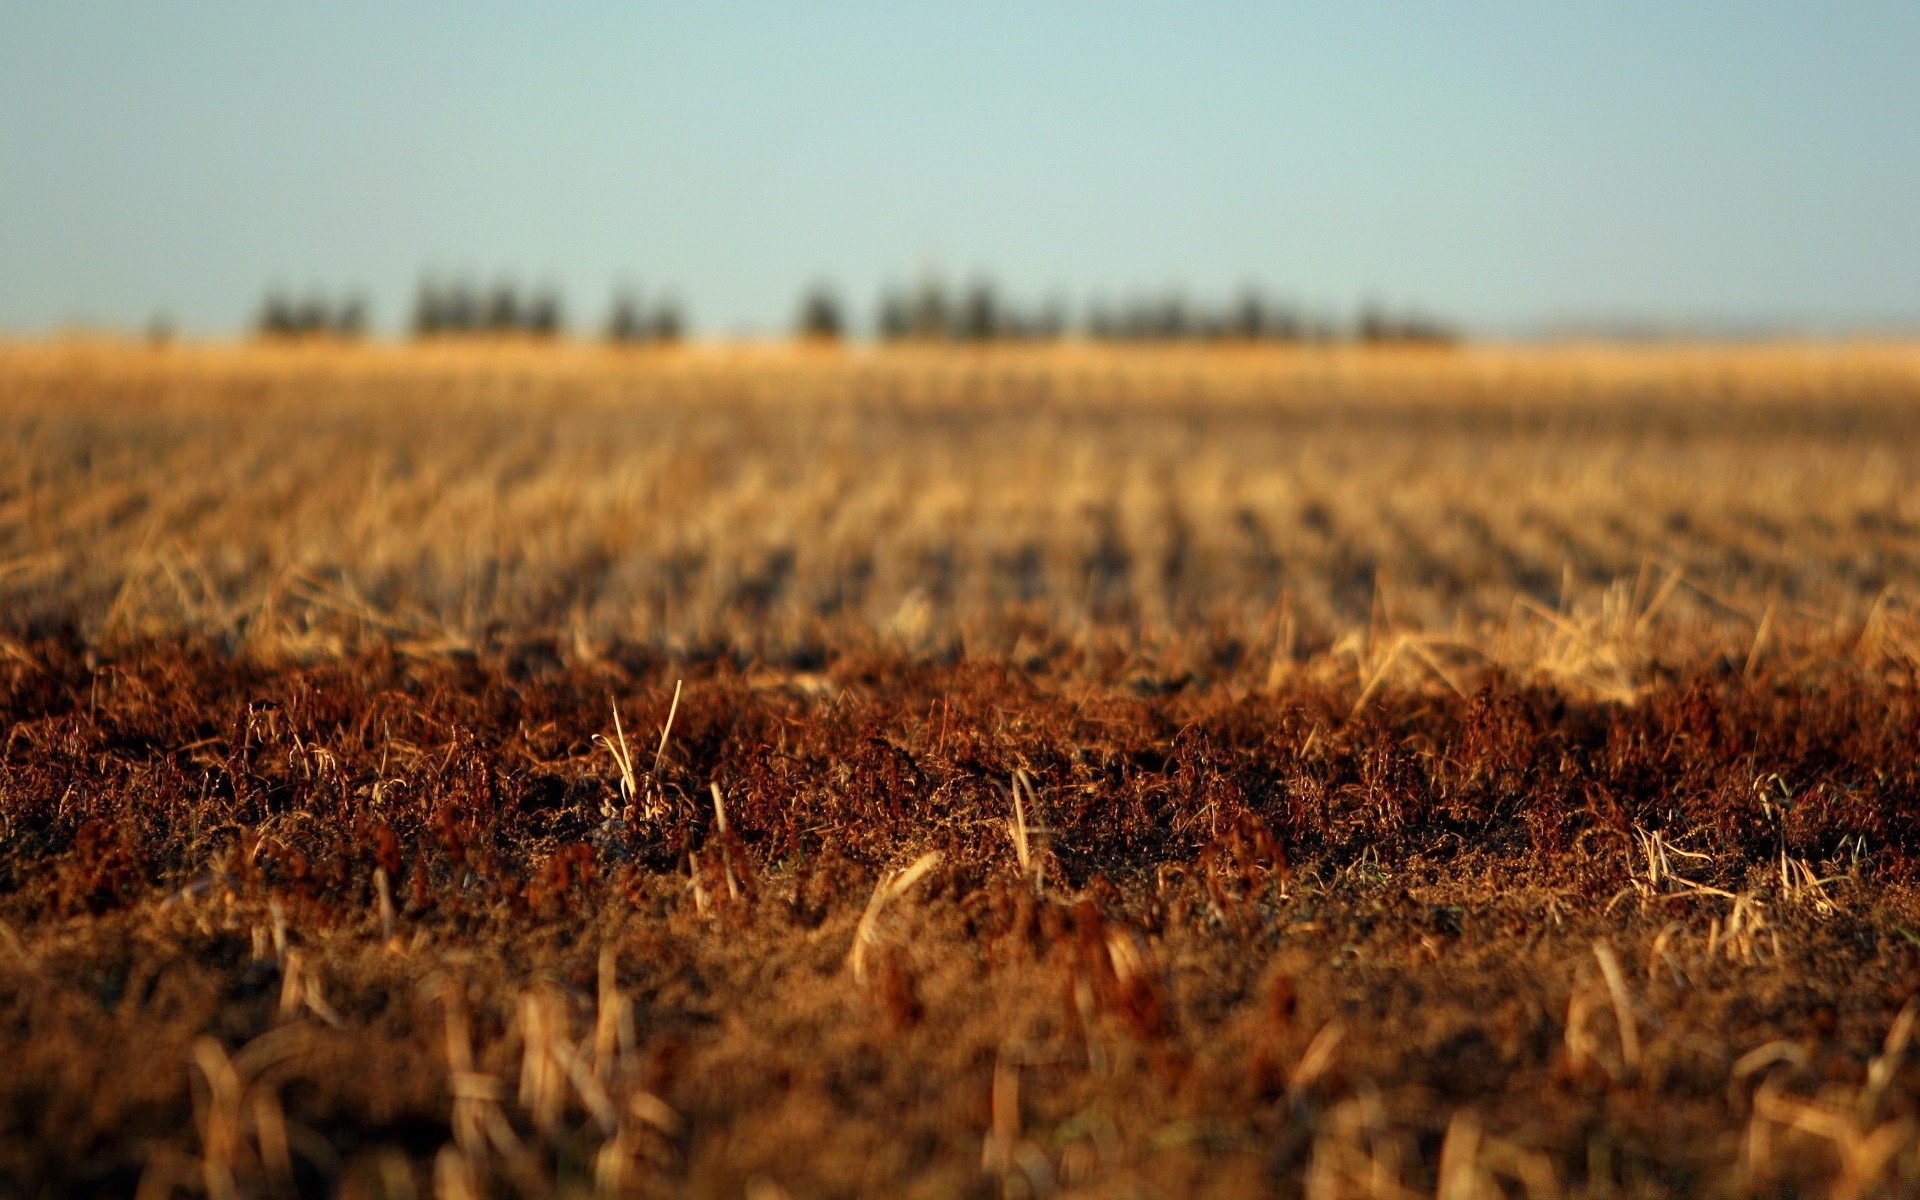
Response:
[7, 339, 1920, 693]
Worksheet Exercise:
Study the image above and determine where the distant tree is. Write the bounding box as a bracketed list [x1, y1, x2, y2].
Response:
[411, 279, 445, 337]
[1265, 303, 1303, 342]
[646, 296, 683, 343]
[1031, 299, 1068, 341]
[258, 287, 368, 340]
[607, 289, 645, 343]
[332, 295, 368, 339]
[1394, 312, 1457, 345]
[525, 288, 563, 338]
[796, 284, 844, 341]
[441, 282, 480, 335]
[258, 290, 299, 338]
[417, 276, 560, 338]
[293, 294, 330, 336]
[1229, 289, 1268, 340]
[907, 277, 953, 339]
[1357, 303, 1391, 345]
[484, 282, 523, 334]
[957, 281, 1000, 342]
[876, 288, 911, 341]
[1086, 303, 1117, 341]
[1112, 296, 1178, 341]
[1355, 303, 1455, 346]
[1154, 295, 1194, 340]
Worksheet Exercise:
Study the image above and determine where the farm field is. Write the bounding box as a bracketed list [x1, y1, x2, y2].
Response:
[6, 341, 1920, 1198]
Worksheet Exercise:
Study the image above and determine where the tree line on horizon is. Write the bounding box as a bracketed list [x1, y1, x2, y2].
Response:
[255, 289, 369, 339]
[255, 275, 1456, 345]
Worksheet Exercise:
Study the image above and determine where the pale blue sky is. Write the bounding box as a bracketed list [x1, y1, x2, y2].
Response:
[2, 2, 1916, 336]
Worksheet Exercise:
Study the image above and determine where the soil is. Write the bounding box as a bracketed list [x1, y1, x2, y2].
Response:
[4, 638, 1919, 1197]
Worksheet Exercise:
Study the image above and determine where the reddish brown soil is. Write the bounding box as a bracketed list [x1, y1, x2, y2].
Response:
[3, 640, 1919, 1197]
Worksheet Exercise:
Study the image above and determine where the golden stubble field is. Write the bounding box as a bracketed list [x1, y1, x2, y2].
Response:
[6, 339, 1920, 689]
[6, 339, 1920, 1199]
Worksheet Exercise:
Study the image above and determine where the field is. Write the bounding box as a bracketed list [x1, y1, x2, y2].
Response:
[6, 339, 1920, 1198]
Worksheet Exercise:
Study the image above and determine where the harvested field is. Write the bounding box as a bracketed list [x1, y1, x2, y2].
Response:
[5, 342, 1920, 1198]
[7, 340, 1920, 674]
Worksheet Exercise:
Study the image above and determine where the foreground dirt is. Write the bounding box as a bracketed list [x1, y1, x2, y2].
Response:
[3, 641, 1919, 1198]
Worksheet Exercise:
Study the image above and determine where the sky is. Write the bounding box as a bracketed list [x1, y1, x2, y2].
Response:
[2, 2, 1917, 338]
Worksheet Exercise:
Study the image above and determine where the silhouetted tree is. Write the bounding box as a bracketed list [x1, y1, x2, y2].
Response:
[1229, 289, 1268, 340]
[525, 288, 563, 338]
[646, 296, 683, 343]
[332, 295, 368, 338]
[907, 277, 953, 339]
[1031, 299, 1068, 341]
[796, 284, 844, 341]
[1085, 304, 1116, 341]
[258, 287, 366, 340]
[411, 280, 445, 337]
[1356, 302, 1455, 346]
[876, 288, 911, 341]
[607, 290, 645, 343]
[293, 294, 329, 336]
[483, 283, 523, 334]
[258, 290, 299, 338]
[441, 282, 479, 334]
[958, 281, 1003, 341]
[1357, 303, 1391, 345]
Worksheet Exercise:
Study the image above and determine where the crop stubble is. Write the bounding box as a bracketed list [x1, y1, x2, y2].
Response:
[4, 342, 1920, 1197]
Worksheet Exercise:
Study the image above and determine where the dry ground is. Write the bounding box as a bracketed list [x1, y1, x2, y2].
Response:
[5, 341, 1920, 1198]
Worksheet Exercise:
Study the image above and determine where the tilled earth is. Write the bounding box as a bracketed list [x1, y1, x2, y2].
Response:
[4, 640, 1920, 1198]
